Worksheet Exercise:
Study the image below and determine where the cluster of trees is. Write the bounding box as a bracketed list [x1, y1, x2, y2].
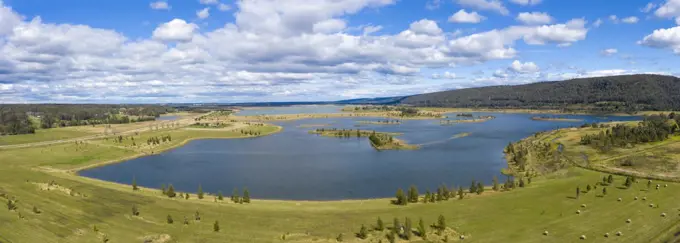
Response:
[146, 135, 172, 145]
[191, 122, 230, 128]
[356, 215, 448, 241]
[240, 130, 261, 136]
[230, 188, 251, 204]
[580, 114, 679, 151]
[505, 139, 563, 174]
[401, 74, 680, 113]
[368, 133, 394, 147]
[575, 175, 637, 198]
[0, 104, 175, 135]
[395, 176, 531, 206]
[158, 183, 251, 203]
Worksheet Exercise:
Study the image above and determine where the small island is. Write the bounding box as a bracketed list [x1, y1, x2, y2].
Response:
[357, 120, 402, 125]
[531, 116, 583, 122]
[309, 128, 418, 150]
[440, 115, 495, 125]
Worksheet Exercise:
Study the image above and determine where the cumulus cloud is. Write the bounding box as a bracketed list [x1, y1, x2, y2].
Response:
[516, 12, 553, 25]
[448, 9, 485, 23]
[218, 3, 231, 11]
[152, 19, 198, 42]
[509, 60, 539, 73]
[431, 71, 458, 79]
[426, 0, 442, 10]
[601, 48, 618, 56]
[199, 0, 219, 4]
[510, 0, 542, 6]
[621, 16, 639, 24]
[592, 18, 603, 27]
[455, 0, 509, 15]
[197, 8, 210, 19]
[655, 0, 680, 19]
[639, 26, 680, 54]
[641, 3, 657, 13]
[0, 0, 594, 102]
[150, 1, 170, 10]
[609, 15, 619, 23]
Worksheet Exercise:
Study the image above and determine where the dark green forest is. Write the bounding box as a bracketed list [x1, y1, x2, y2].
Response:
[0, 104, 174, 135]
[580, 113, 680, 151]
[401, 74, 680, 113]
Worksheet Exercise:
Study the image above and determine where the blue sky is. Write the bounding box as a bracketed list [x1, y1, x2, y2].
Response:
[0, 0, 679, 103]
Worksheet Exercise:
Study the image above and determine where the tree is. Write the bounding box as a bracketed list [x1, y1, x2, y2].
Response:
[418, 218, 427, 239]
[197, 184, 204, 199]
[185, 193, 189, 200]
[214, 220, 220, 232]
[424, 190, 431, 203]
[218, 190, 224, 201]
[404, 217, 413, 240]
[357, 224, 368, 239]
[602, 187, 607, 196]
[376, 217, 384, 231]
[437, 215, 446, 234]
[492, 176, 500, 191]
[392, 218, 401, 237]
[243, 188, 251, 203]
[469, 180, 477, 193]
[408, 185, 419, 203]
[167, 184, 176, 198]
[195, 210, 201, 221]
[132, 176, 138, 191]
[167, 215, 174, 224]
[184, 216, 189, 225]
[395, 188, 407, 205]
[32, 205, 41, 214]
[336, 233, 343, 242]
[519, 178, 525, 188]
[528, 177, 532, 184]
[624, 177, 632, 188]
[607, 175, 614, 184]
[232, 188, 240, 202]
[602, 176, 608, 185]
[576, 186, 580, 199]
[476, 182, 484, 194]
[161, 184, 167, 195]
[458, 186, 464, 199]
[648, 180, 652, 189]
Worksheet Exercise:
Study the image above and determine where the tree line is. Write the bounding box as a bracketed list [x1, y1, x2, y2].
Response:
[580, 114, 679, 151]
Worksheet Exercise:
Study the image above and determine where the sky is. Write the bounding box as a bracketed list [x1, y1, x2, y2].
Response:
[0, 0, 680, 103]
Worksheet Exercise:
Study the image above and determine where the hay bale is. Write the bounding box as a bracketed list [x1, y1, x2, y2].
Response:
[581, 204, 586, 208]
[543, 231, 549, 236]
[634, 196, 638, 200]
[661, 213, 667, 217]
[650, 204, 655, 208]
[664, 184, 668, 187]
[616, 231, 622, 236]
[460, 235, 465, 240]
[576, 210, 581, 214]
[580, 235, 587, 240]
[604, 233, 609, 238]
[617, 198, 622, 202]
[643, 197, 647, 201]
[626, 219, 631, 223]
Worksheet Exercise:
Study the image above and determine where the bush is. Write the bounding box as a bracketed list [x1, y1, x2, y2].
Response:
[167, 215, 173, 224]
[214, 220, 220, 232]
[357, 224, 368, 239]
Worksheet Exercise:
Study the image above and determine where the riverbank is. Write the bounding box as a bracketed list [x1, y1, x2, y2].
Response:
[531, 116, 584, 122]
[440, 116, 495, 125]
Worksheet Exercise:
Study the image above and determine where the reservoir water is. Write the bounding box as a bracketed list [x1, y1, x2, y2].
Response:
[80, 109, 641, 200]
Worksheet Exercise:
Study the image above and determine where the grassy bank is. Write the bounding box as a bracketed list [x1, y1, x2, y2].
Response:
[0, 116, 679, 242]
[309, 128, 418, 150]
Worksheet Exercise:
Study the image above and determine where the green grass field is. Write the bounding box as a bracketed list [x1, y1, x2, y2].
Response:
[0, 122, 679, 242]
[0, 128, 96, 146]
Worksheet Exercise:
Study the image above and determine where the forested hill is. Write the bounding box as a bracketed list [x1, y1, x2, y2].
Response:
[400, 74, 680, 113]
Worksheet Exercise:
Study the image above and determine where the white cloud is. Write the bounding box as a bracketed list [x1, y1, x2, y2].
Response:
[641, 3, 657, 13]
[609, 15, 619, 23]
[639, 26, 680, 54]
[448, 9, 485, 23]
[218, 3, 231, 11]
[516, 12, 553, 25]
[621, 16, 639, 24]
[431, 71, 458, 79]
[493, 69, 508, 78]
[455, 0, 509, 15]
[592, 18, 603, 27]
[197, 8, 210, 19]
[509, 60, 539, 73]
[409, 19, 442, 35]
[426, 0, 442, 10]
[150, 1, 170, 10]
[0, 2, 22, 35]
[677, 17, 680, 25]
[655, 0, 680, 19]
[199, 0, 219, 4]
[312, 19, 346, 33]
[362, 25, 383, 35]
[509, 0, 542, 6]
[601, 48, 618, 56]
[152, 19, 198, 42]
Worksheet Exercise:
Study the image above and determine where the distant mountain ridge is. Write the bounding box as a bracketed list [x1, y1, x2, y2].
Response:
[399, 74, 680, 113]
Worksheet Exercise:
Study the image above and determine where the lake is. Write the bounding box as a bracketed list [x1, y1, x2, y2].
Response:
[235, 105, 344, 116]
[80, 109, 641, 200]
[156, 115, 180, 121]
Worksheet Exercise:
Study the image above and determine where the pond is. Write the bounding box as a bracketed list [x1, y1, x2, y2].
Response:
[80, 110, 641, 200]
[156, 115, 180, 121]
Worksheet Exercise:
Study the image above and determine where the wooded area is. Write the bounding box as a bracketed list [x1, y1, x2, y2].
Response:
[0, 104, 174, 135]
[401, 74, 680, 113]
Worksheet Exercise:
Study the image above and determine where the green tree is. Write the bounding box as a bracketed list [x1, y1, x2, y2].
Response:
[469, 180, 477, 193]
[624, 177, 632, 188]
[336, 233, 343, 242]
[358, 224, 368, 239]
[243, 188, 251, 203]
[132, 176, 138, 191]
[576, 186, 580, 199]
[404, 217, 413, 240]
[185, 193, 189, 200]
[424, 190, 431, 203]
[376, 217, 384, 231]
[167, 215, 173, 224]
[195, 210, 201, 221]
[167, 184, 176, 198]
[395, 188, 407, 205]
[218, 190, 224, 201]
[458, 186, 464, 199]
[476, 182, 484, 194]
[214, 220, 220, 232]
[437, 215, 446, 234]
[418, 218, 427, 239]
[197, 184, 204, 199]
[393, 218, 401, 236]
[586, 184, 591, 192]
[603, 187, 607, 195]
[528, 177, 532, 184]
[408, 185, 419, 203]
[131, 205, 139, 216]
[232, 188, 240, 203]
[607, 175, 614, 184]
[492, 176, 500, 191]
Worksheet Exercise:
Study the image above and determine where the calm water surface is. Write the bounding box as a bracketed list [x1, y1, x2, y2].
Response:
[156, 115, 180, 121]
[236, 105, 344, 116]
[80, 109, 641, 200]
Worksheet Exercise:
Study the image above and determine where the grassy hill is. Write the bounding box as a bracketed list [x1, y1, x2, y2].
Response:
[400, 74, 680, 113]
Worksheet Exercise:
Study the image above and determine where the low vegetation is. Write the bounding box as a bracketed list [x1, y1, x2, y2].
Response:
[310, 128, 418, 150]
